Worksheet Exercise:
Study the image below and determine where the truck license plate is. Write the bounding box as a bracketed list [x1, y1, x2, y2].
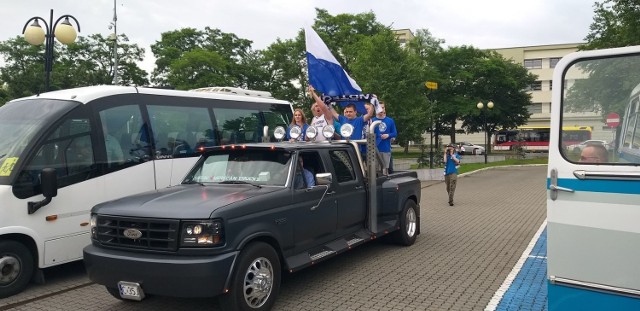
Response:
[118, 281, 145, 301]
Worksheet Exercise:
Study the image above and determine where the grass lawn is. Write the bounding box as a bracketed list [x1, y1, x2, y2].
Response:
[409, 157, 548, 174]
[456, 157, 548, 174]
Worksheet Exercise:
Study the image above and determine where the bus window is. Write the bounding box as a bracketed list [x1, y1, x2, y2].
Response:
[14, 108, 95, 199]
[147, 105, 212, 158]
[99, 105, 150, 170]
[214, 108, 261, 144]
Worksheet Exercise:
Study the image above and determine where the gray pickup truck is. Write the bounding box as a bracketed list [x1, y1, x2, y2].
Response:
[84, 126, 421, 311]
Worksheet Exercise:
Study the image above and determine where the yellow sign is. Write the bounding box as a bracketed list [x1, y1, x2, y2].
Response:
[0, 157, 19, 176]
[425, 81, 438, 90]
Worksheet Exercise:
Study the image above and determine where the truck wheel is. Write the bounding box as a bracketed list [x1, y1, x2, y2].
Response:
[0, 240, 34, 298]
[391, 200, 418, 246]
[219, 242, 281, 311]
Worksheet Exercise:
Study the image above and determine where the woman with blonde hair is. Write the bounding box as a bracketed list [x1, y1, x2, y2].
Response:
[286, 108, 309, 142]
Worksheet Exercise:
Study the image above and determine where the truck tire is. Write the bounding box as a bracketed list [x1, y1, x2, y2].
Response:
[219, 242, 281, 311]
[0, 240, 34, 298]
[391, 200, 418, 246]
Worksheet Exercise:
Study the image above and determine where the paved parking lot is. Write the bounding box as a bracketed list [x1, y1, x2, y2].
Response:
[0, 166, 547, 311]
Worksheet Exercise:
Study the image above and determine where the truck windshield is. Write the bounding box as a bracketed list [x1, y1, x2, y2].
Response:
[184, 148, 292, 187]
[0, 99, 79, 184]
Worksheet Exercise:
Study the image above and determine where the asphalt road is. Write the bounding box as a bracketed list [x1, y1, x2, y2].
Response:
[0, 165, 547, 311]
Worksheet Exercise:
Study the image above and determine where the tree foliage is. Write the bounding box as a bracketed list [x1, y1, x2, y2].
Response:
[150, 27, 255, 89]
[0, 34, 148, 101]
[567, 0, 640, 116]
[428, 46, 535, 143]
[582, 0, 640, 50]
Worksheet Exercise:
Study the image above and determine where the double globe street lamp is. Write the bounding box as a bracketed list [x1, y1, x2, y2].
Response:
[477, 101, 494, 164]
[22, 9, 81, 92]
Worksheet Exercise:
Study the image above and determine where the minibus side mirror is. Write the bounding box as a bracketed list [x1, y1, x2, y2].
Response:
[28, 168, 58, 214]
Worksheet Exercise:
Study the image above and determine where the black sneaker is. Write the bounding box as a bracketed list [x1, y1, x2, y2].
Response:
[449, 202, 454, 206]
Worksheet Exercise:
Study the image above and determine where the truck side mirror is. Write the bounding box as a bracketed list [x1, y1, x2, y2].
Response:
[316, 172, 332, 185]
[28, 168, 58, 214]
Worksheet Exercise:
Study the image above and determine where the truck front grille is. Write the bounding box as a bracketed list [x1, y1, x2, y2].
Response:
[94, 215, 179, 251]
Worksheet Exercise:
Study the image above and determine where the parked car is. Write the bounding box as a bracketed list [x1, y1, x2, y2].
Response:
[565, 140, 611, 153]
[457, 142, 485, 155]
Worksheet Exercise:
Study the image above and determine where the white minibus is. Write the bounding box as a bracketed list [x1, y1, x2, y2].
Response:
[548, 46, 640, 310]
[0, 85, 293, 297]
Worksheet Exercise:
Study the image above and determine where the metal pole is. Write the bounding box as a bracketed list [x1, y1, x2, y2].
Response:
[368, 120, 383, 234]
[429, 99, 433, 169]
[112, 0, 119, 84]
[484, 113, 488, 164]
[44, 9, 54, 92]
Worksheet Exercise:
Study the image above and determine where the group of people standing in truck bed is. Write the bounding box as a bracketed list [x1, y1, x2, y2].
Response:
[288, 86, 397, 175]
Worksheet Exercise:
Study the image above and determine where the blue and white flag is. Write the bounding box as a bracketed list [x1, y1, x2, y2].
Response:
[305, 26, 383, 115]
[305, 26, 362, 97]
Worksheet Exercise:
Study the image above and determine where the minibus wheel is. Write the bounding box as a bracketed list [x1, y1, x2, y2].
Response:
[0, 240, 34, 298]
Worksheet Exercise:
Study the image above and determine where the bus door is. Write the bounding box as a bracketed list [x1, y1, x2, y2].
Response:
[547, 48, 640, 310]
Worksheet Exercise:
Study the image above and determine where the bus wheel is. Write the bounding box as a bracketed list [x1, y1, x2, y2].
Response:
[219, 242, 281, 311]
[391, 200, 419, 246]
[0, 240, 34, 298]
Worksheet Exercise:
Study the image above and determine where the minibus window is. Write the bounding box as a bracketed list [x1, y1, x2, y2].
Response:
[0, 99, 78, 185]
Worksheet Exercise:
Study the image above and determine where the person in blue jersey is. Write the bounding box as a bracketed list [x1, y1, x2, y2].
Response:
[373, 101, 397, 175]
[308, 86, 374, 140]
[444, 144, 461, 206]
[286, 108, 310, 142]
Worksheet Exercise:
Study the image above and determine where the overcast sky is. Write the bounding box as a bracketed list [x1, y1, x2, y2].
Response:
[4, 0, 596, 74]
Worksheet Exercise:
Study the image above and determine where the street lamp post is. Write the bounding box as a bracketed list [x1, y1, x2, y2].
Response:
[477, 101, 494, 164]
[22, 9, 81, 92]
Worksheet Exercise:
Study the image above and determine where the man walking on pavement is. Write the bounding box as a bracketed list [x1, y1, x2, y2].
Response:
[444, 144, 461, 206]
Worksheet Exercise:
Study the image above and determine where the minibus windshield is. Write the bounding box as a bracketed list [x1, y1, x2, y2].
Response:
[0, 99, 79, 183]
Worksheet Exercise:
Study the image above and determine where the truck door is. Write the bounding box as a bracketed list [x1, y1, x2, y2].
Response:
[547, 49, 640, 310]
[291, 151, 337, 252]
[328, 149, 367, 235]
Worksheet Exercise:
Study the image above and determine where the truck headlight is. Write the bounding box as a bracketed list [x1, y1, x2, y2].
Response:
[90, 214, 97, 239]
[180, 220, 224, 247]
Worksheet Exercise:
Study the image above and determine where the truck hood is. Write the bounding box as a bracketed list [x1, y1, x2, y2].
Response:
[93, 184, 282, 219]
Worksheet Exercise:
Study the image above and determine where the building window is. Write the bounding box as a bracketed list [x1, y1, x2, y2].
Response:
[527, 103, 543, 114]
[524, 59, 542, 69]
[550, 57, 561, 68]
[529, 81, 542, 91]
[549, 80, 553, 90]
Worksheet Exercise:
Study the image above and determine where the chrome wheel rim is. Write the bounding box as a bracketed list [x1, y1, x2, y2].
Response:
[405, 207, 417, 238]
[243, 256, 274, 308]
[0, 255, 21, 285]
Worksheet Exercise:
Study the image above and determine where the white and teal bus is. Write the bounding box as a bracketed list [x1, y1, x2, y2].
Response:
[0, 85, 292, 297]
[548, 46, 640, 310]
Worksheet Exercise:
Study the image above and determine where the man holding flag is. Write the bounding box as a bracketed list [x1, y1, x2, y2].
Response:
[309, 85, 374, 140]
[305, 26, 382, 121]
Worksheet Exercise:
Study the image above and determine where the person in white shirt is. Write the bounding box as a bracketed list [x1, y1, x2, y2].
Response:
[308, 86, 335, 141]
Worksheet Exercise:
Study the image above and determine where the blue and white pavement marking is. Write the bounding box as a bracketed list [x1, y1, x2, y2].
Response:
[485, 221, 548, 311]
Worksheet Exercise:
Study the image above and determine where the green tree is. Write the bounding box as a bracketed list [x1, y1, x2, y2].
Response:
[565, 0, 640, 116]
[351, 30, 435, 151]
[0, 34, 148, 99]
[150, 27, 258, 90]
[582, 0, 640, 50]
[428, 46, 535, 143]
